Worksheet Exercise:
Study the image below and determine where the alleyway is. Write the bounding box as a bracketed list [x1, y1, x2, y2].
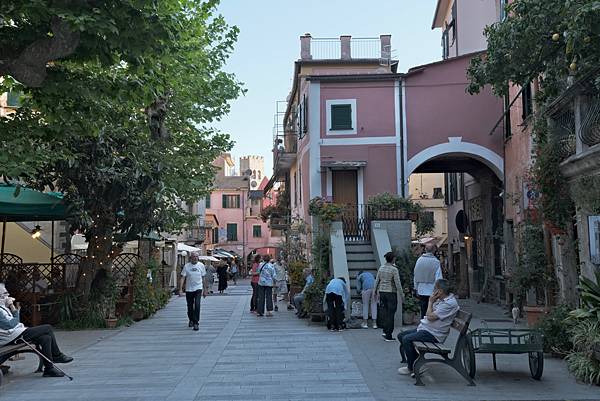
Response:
[1, 282, 599, 401]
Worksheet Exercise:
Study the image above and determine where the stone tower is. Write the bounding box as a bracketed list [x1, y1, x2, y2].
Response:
[239, 155, 265, 190]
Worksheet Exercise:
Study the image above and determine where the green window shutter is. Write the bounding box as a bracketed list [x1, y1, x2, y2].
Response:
[205, 194, 211, 209]
[227, 223, 237, 241]
[253, 225, 262, 238]
[330, 104, 352, 130]
[222, 194, 227, 208]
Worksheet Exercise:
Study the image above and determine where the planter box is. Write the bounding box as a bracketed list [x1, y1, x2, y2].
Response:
[402, 311, 416, 325]
[105, 318, 118, 329]
[523, 305, 551, 327]
[373, 209, 407, 220]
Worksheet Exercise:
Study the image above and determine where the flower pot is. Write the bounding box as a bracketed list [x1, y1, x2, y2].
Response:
[408, 212, 419, 222]
[131, 310, 144, 322]
[105, 318, 118, 329]
[402, 311, 416, 325]
[523, 305, 551, 327]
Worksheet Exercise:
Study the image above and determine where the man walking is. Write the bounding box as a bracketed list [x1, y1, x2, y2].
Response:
[397, 279, 459, 376]
[413, 244, 443, 318]
[324, 277, 349, 332]
[356, 270, 377, 329]
[374, 251, 403, 341]
[179, 252, 208, 331]
[256, 256, 276, 317]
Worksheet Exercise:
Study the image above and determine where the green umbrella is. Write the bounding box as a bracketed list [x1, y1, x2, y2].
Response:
[0, 185, 70, 222]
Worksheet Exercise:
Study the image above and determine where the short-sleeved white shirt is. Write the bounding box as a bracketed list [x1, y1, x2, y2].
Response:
[181, 262, 206, 292]
[417, 294, 459, 343]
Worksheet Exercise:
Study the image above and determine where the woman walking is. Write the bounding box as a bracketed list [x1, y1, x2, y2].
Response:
[256, 256, 276, 317]
[374, 251, 403, 341]
[250, 255, 261, 312]
[216, 263, 228, 294]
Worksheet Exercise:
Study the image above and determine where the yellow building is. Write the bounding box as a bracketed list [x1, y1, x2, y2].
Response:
[408, 173, 448, 240]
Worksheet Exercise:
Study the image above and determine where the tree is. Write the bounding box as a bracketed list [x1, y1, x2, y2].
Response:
[0, 0, 244, 295]
[468, 0, 600, 99]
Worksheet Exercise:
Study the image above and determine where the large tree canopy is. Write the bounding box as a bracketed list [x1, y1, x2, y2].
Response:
[468, 0, 600, 99]
[0, 0, 244, 293]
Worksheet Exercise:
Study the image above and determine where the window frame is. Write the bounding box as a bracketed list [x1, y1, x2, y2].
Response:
[252, 225, 262, 238]
[205, 194, 211, 209]
[326, 99, 357, 135]
[222, 194, 241, 209]
[521, 82, 533, 121]
[226, 223, 238, 241]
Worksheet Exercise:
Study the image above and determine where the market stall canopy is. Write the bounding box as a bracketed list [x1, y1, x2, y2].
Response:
[177, 243, 202, 253]
[0, 185, 70, 222]
[198, 255, 219, 262]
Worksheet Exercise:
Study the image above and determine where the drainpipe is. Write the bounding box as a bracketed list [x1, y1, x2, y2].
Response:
[398, 78, 406, 198]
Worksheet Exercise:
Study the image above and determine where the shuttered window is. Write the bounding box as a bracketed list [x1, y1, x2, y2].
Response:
[253, 225, 262, 238]
[330, 104, 352, 130]
[205, 194, 211, 209]
[226, 223, 237, 241]
[222, 194, 240, 208]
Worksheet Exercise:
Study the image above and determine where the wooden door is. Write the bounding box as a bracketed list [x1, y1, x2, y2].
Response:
[332, 170, 357, 206]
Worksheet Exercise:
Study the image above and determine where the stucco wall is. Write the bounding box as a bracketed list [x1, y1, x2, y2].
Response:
[456, 0, 499, 56]
[3, 223, 51, 263]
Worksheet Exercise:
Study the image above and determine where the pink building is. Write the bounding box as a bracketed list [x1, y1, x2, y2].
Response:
[205, 154, 281, 266]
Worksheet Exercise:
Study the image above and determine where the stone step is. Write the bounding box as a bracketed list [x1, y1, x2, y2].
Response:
[345, 244, 373, 253]
[345, 253, 376, 262]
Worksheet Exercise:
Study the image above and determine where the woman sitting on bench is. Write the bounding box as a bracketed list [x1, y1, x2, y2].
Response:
[0, 282, 73, 377]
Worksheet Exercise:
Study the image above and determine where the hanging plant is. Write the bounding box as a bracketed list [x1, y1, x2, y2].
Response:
[308, 197, 344, 223]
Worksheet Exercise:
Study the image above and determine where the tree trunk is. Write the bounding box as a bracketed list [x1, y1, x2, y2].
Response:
[76, 215, 115, 298]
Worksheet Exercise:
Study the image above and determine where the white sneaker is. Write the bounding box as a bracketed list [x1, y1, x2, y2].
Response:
[372, 324, 378, 329]
[398, 367, 411, 375]
[361, 322, 368, 329]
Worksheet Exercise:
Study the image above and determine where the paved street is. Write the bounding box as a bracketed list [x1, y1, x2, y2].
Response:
[1, 282, 599, 401]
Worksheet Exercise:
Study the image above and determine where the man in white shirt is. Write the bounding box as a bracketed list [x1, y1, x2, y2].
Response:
[179, 252, 208, 331]
[413, 244, 443, 318]
[397, 279, 459, 375]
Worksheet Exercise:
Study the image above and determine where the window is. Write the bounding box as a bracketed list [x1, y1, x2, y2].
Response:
[500, 0, 508, 21]
[504, 94, 512, 139]
[300, 94, 308, 137]
[205, 194, 211, 209]
[222, 194, 240, 208]
[330, 104, 353, 130]
[293, 173, 298, 207]
[6, 91, 21, 108]
[253, 225, 262, 238]
[433, 187, 444, 199]
[441, 29, 450, 60]
[521, 82, 533, 120]
[226, 223, 237, 241]
[212, 227, 218, 243]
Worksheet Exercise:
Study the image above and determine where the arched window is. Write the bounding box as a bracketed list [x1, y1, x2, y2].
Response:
[252, 170, 256, 179]
[258, 170, 261, 179]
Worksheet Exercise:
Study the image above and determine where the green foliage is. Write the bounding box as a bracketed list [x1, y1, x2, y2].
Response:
[57, 292, 78, 322]
[288, 260, 309, 287]
[569, 270, 600, 321]
[510, 218, 551, 304]
[468, 0, 600, 98]
[308, 197, 344, 223]
[131, 262, 171, 318]
[534, 304, 574, 356]
[393, 250, 418, 293]
[367, 192, 435, 236]
[311, 229, 331, 275]
[260, 189, 290, 222]
[566, 318, 600, 384]
[303, 270, 325, 313]
[570, 174, 600, 213]
[403, 294, 420, 314]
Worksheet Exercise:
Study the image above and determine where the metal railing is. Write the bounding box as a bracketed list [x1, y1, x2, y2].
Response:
[341, 204, 371, 242]
[310, 37, 381, 60]
[580, 96, 600, 147]
[549, 109, 576, 160]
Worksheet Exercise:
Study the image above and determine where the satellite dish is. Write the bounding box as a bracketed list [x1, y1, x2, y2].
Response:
[455, 210, 468, 234]
[251, 180, 258, 188]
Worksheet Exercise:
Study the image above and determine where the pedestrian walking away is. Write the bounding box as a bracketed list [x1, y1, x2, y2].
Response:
[217, 262, 228, 294]
[272, 257, 287, 311]
[250, 255, 261, 313]
[374, 251, 404, 341]
[397, 278, 458, 376]
[256, 255, 276, 317]
[229, 259, 239, 285]
[413, 243, 443, 318]
[179, 252, 208, 331]
[356, 270, 377, 329]
[324, 277, 349, 331]
[0, 283, 73, 377]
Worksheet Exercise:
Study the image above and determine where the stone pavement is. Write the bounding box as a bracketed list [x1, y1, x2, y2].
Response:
[1, 282, 599, 401]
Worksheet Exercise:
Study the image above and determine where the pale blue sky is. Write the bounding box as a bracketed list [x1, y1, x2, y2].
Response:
[213, 0, 442, 176]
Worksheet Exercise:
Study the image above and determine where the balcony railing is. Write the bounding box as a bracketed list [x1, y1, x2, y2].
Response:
[580, 96, 600, 147]
[549, 108, 576, 160]
[310, 37, 383, 60]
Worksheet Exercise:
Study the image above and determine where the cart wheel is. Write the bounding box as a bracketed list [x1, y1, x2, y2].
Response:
[460, 334, 476, 379]
[528, 351, 543, 380]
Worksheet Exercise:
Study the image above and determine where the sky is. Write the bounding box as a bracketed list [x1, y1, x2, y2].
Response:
[212, 0, 442, 176]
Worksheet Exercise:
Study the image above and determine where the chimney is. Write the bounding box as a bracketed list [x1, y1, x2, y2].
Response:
[380, 34, 391, 59]
[340, 35, 351, 60]
[300, 33, 312, 60]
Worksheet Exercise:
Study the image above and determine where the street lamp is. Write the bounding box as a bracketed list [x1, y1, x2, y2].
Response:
[241, 169, 253, 273]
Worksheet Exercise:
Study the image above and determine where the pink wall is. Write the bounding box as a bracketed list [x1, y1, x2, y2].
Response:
[320, 82, 396, 138]
[404, 55, 504, 159]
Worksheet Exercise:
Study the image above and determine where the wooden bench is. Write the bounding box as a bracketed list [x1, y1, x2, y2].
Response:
[403, 310, 476, 386]
[0, 342, 44, 386]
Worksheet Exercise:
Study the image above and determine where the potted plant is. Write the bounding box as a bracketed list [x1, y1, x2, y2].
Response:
[288, 260, 308, 299]
[402, 294, 420, 325]
[308, 196, 344, 223]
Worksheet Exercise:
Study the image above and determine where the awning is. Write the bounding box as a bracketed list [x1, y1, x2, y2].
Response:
[411, 237, 437, 245]
[0, 185, 70, 222]
[321, 160, 367, 168]
[212, 250, 234, 259]
[177, 243, 202, 253]
[198, 255, 219, 262]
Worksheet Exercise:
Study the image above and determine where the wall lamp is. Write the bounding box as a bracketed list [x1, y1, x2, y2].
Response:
[31, 225, 42, 239]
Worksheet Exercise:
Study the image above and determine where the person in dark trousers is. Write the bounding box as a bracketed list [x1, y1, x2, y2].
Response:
[0, 283, 73, 377]
[413, 243, 443, 318]
[324, 277, 349, 332]
[397, 279, 459, 376]
[374, 251, 403, 341]
[249, 255, 261, 313]
[216, 262, 228, 294]
[179, 252, 208, 331]
[256, 256, 276, 317]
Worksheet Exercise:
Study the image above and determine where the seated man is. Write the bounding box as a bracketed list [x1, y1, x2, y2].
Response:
[0, 283, 73, 377]
[397, 278, 458, 376]
[293, 268, 313, 318]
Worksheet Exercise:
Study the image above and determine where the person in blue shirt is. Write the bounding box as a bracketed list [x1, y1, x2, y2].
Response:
[293, 268, 313, 318]
[324, 277, 350, 332]
[356, 270, 377, 329]
[256, 255, 276, 317]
